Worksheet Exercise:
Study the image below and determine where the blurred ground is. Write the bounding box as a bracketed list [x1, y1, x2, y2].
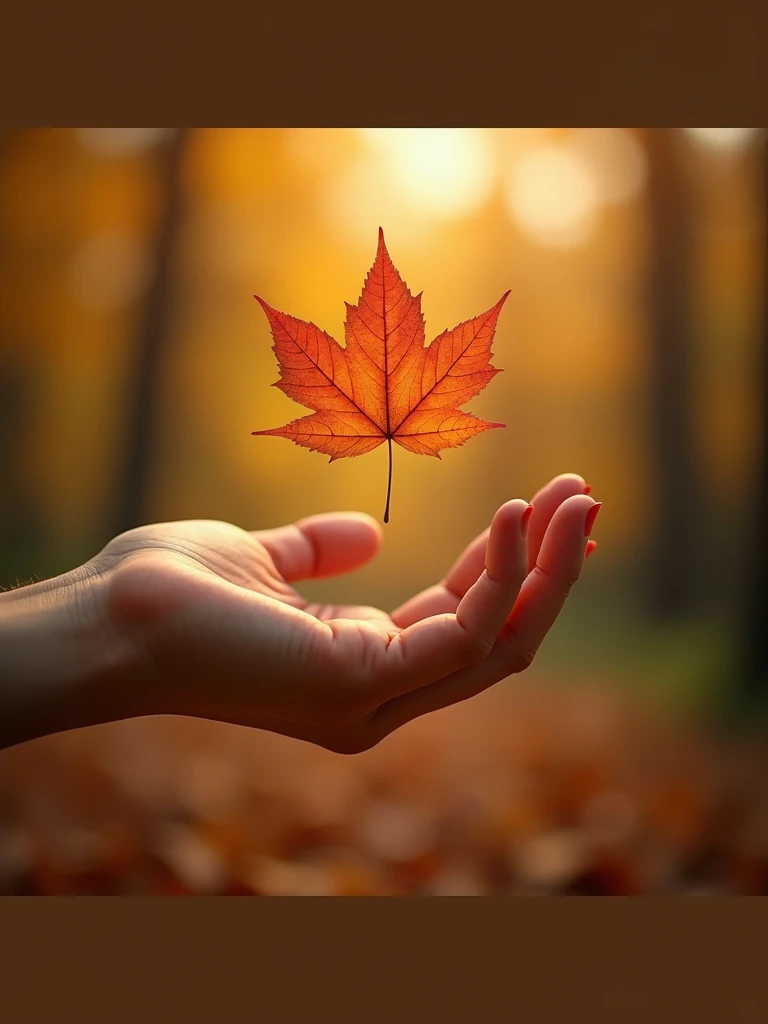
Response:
[2, 677, 767, 896]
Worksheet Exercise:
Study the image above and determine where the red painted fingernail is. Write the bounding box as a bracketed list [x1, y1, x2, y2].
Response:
[586, 539, 598, 557]
[584, 502, 602, 537]
[521, 504, 534, 536]
[584, 483, 592, 494]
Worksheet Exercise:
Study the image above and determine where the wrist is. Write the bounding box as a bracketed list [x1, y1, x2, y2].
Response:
[0, 565, 143, 748]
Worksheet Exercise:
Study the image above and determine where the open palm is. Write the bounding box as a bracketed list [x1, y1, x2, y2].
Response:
[99, 474, 598, 753]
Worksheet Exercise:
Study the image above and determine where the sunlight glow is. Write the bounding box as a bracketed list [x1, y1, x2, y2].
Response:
[569, 129, 647, 205]
[357, 129, 496, 220]
[323, 156, 427, 247]
[682, 128, 761, 154]
[504, 144, 600, 248]
[78, 129, 172, 157]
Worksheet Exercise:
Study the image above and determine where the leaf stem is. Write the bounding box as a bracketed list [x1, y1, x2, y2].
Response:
[383, 436, 393, 523]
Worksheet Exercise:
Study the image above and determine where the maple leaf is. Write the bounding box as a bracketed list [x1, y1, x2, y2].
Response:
[253, 229, 508, 522]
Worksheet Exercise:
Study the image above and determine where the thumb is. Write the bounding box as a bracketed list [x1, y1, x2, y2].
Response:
[253, 512, 382, 582]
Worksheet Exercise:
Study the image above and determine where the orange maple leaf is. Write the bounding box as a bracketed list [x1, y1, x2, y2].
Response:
[253, 229, 508, 522]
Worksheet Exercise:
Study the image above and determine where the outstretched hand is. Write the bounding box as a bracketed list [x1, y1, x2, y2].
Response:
[95, 474, 599, 753]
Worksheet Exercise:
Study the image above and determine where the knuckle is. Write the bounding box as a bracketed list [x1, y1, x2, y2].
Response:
[532, 563, 554, 584]
[463, 634, 494, 664]
[501, 630, 536, 672]
[516, 647, 536, 671]
[534, 563, 580, 598]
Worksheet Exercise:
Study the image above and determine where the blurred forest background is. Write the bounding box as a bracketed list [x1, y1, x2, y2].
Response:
[2, 127, 768, 895]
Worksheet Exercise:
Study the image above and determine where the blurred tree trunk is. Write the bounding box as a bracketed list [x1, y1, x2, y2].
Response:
[0, 130, 45, 585]
[738, 140, 768, 698]
[643, 129, 701, 620]
[111, 128, 189, 536]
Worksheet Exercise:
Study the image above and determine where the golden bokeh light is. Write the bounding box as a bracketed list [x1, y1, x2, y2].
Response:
[78, 128, 172, 158]
[682, 128, 761, 155]
[568, 128, 647, 205]
[503, 143, 601, 248]
[322, 153, 426, 247]
[357, 129, 496, 220]
[322, 129, 498, 247]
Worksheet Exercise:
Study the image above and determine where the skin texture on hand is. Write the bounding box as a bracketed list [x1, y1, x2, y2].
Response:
[0, 474, 598, 753]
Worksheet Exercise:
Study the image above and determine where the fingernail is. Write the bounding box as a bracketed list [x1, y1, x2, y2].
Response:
[585, 502, 602, 537]
[584, 483, 592, 495]
[586, 539, 598, 557]
[521, 504, 534, 537]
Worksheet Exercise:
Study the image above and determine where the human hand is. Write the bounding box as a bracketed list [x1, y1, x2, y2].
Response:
[0, 474, 599, 752]
[91, 473, 599, 753]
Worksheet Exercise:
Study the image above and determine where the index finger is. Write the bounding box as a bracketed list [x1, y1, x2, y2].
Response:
[526, 473, 588, 573]
[378, 500, 531, 700]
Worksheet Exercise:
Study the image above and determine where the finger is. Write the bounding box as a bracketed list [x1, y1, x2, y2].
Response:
[457, 501, 531, 637]
[255, 512, 382, 582]
[369, 496, 598, 740]
[510, 496, 599, 658]
[391, 527, 489, 627]
[379, 500, 531, 699]
[391, 472, 590, 628]
[527, 473, 589, 574]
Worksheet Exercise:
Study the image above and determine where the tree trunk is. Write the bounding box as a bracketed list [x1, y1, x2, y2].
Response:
[738, 140, 768, 699]
[0, 131, 45, 585]
[111, 128, 190, 536]
[643, 129, 701, 620]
